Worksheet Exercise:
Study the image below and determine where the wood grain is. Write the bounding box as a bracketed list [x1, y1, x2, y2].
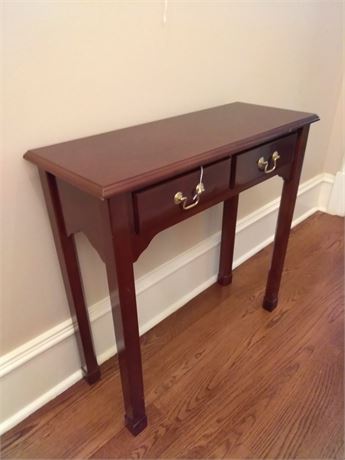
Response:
[24, 102, 318, 198]
[1, 212, 343, 459]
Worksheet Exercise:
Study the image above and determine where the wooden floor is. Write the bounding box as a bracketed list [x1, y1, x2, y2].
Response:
[1, 212, 344, 459]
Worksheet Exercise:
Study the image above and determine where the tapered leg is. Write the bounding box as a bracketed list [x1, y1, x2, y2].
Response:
[218, 195, 239, 285]
[102, 195, 147, 436]
[263, 126, 310, 311]
[39, 171, 101, 383]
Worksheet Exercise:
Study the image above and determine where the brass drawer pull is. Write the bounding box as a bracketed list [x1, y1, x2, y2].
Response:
[174, 167, 205, 210]
[257, 151, 280, 174]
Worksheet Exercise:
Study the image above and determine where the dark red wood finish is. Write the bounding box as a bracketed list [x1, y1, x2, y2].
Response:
[25, 103, 318, 198]
[132, 188, 235, 262]
[263, 125, 310, 311]
[25, 103, 319, 435]
[101, 195, 147, 435]
[56, 179, 107, 262]
[233, 132, 297, 191]
[134, 158, 231, 232]
[39, 171, 101, 383]
[218, 195, 239, 286]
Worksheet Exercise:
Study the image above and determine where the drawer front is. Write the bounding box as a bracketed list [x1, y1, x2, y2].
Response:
[134, 158, 231, 232]
[233, 133, 297, 191]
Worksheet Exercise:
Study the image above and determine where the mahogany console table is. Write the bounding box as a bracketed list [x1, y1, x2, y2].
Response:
[24, 102, 319, 435]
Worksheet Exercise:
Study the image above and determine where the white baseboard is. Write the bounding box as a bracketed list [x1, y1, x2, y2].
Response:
[0, 173, 335, 435]
[327, 169, 345, 216]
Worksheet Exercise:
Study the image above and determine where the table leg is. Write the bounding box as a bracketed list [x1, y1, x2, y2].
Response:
[39, 171, 101, 383]
[218, 195, 239, 285]
[102, 196, 147, 436]
[263, 126, 310, 311]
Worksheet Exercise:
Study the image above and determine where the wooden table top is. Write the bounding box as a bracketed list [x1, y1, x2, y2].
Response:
[24, 102, 319, 198]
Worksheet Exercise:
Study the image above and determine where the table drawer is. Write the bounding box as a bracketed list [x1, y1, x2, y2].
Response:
[134, 158, 231, 231]
[233, 133, 297, 191]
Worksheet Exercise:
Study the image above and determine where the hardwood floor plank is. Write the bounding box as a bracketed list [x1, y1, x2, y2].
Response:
[1, 212, 343, 459]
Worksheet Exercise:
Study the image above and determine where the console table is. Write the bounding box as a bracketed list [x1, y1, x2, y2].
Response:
[24, 102, 319, 435]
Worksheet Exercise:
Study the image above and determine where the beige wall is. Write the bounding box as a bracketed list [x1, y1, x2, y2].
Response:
[1, 1, 343, 354]
[324, 73, 344, 174]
